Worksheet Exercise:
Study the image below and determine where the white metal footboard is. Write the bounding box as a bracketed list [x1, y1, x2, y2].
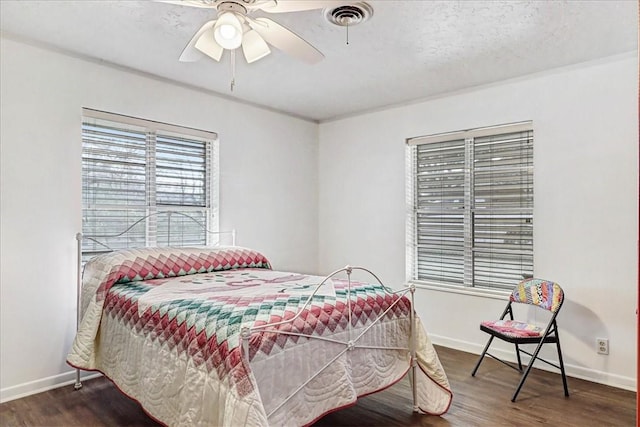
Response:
[240, 265, 419, 419]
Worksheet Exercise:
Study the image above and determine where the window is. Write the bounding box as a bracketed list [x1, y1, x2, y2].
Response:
[81, 109, 218, 258]
[407, 122, 533, 291]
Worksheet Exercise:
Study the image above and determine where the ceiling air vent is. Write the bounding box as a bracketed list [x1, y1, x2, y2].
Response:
[324, 2, 373, 27]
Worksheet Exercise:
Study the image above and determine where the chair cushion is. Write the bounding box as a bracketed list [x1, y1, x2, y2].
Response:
[481, 320, 544, 338]
[511, 279, 564, 313]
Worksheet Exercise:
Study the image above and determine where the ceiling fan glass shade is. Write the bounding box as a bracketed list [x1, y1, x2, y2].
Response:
[242, 30, 271, 63]
[194, 26, 224, 61]
[179, 20, 215, 62]
[213, 12, 243, 50]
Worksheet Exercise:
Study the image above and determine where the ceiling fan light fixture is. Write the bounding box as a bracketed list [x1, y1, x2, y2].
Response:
[195, 26, 224, 61]
[242, 29, 271, 63]
[174, 0, 328, 65]
[214, 11, 243, 49]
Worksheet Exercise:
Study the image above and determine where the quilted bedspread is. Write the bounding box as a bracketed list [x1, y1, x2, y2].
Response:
[67, 246, 452, 426]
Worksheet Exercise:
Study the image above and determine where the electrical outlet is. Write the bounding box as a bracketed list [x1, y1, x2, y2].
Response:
[596, 338, 609, 355]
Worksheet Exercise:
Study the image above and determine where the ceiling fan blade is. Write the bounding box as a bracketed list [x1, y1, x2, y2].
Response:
[179, 20, 216, 62]
[159, 0, 216, 9]
[257, 0, 357, 13]
[248, 17, 323, 64]
[195, 26, 224, 61]
[242, 30, 271, 64]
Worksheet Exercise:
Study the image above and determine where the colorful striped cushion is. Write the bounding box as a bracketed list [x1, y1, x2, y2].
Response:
[510, 278, 563, 312]
[481, 320, 544, 338]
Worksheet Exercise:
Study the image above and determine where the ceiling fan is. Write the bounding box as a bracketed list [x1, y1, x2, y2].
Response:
[166, 0, 356, 65]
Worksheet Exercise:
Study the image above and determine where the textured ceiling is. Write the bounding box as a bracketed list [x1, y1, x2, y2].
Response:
[1, 0, 637, 122]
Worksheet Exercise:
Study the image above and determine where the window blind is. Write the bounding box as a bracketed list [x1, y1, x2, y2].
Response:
[415, 139, 466, 284]
[473, 130, 533, 289]
[81, 111, 216, 258]
[155, 133, 208, 207]
[408, 123, 533, 291]
[156, 210, 208, 247]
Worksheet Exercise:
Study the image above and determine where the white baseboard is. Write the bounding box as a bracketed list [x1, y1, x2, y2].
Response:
[430, 334, 637, 392]
[0, 370, 102, 404]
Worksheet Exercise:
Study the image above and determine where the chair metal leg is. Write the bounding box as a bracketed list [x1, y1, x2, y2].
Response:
[556, 335, 569, 397]
[471, 335, 495, 377]
[511, 339, 546, 402]
[515, 343, 523, 371]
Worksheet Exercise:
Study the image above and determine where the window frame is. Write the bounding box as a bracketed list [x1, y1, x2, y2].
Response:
[406, 121, 533, 295]
[81, 108, 219, 257]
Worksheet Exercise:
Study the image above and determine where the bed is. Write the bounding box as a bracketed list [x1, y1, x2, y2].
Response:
[67, 220, 452, 426]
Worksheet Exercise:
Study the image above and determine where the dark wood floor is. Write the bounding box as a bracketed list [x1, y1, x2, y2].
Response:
[1, 346, 636, 426]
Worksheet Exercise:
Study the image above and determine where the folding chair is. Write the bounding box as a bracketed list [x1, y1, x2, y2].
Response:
[471, 278, 569, 402]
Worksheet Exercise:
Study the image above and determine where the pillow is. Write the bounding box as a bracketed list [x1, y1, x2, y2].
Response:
[82, 246, 271, 304]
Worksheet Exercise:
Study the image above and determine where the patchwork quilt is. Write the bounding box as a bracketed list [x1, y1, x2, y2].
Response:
[67, 246, 452, 426]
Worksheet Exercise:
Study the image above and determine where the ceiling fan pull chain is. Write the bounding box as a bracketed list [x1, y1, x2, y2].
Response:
[346, 22, 349, 45]
[230, 49, 236, 92]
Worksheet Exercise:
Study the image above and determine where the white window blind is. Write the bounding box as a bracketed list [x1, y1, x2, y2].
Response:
[407, 122, 533, 290]
[414, 139, 466, 285]
[81, 110, 218, 258]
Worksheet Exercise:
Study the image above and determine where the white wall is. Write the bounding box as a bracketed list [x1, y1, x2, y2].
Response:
[318, 54, 638, 390]
[0, 37, 318, 401]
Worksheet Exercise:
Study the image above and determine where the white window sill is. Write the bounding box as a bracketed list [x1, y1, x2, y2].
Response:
[409, 280, 511, 301]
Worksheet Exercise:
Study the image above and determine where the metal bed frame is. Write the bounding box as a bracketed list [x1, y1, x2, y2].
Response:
[73, 211, 420, 419]
[241, 265, 420, 416]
